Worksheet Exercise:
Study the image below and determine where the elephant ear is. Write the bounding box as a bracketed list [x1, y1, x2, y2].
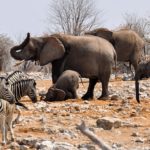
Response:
[39, 36, 65, 66]
[54, 88, 66, 101]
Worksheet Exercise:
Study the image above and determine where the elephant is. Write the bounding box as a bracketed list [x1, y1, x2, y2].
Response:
[85, 28, 145, 72]
[135, 59, 150, 103]
[10, 33, 117, 100]
[44, 70, 80, 101]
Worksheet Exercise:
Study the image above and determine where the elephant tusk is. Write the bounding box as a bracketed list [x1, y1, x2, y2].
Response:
[16, 49, 22, 53]
[14, 60, 25, 67]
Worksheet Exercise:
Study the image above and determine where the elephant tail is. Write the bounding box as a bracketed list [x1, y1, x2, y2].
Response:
[135, 80, 140, 103]
[79, 75, 85, 89]
[113, 51, 117, 77]
[143, 45, 146, 56]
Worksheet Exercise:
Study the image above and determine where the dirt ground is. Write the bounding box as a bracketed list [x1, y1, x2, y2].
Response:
[1, 79, 150, 149]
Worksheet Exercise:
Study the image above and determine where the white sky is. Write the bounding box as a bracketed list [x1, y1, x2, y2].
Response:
[0, 0, 150, 41]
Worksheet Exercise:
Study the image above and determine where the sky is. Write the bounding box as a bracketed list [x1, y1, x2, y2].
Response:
[0, 0, 150, 42]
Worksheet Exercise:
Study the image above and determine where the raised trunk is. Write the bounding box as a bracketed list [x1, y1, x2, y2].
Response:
[10, 47, 24, 60]
[10, 33, 30, 60]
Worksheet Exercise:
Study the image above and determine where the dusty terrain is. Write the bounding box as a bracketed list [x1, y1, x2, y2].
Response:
[1, 78, 150, 150]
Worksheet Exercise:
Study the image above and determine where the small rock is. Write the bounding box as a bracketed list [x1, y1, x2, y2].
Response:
[9, 142, 20, 149]
[111, 95, 119, 100]
[84, 101, 89, 104]
[130, 111, 137, 117]
[96, 117, 122, 130]
[20, 145, 30, 150]
[131, 132, 139, 137]
[18, 137, 38, 147]
[78, 143, 97, 150]
[35, 140, 53, 149]
[74, 106, 80, 111]
[112, 143, 122, 149]
[53, 142, 77, 150]
[135, 137, 145, 143]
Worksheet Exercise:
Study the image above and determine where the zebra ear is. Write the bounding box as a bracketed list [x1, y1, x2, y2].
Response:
[5, 80, 9, 85]
[33, 81, 36, 86]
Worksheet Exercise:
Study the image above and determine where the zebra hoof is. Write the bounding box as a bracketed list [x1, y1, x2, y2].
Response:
[2, 141, 6, 146]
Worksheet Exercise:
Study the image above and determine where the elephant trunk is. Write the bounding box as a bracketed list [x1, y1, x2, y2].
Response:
[135, 79, 140, 103]
[10, 33, 30, 60]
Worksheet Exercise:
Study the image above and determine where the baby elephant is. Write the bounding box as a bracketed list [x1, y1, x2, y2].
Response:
[44, 70, 80, 101]
[135, 59, 150, 103]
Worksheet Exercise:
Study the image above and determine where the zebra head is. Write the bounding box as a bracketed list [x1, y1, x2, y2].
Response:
[26, 79, 37, 103]
[0, 77, 15, 104]
[13, 79, 38, 103]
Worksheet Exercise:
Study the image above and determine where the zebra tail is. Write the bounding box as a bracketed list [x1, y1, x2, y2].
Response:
[15, 102, 29, 110]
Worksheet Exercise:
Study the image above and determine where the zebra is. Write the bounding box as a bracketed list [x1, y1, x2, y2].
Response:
[0, 77, 16, 145]
[7, 71, 29, 108]
[0, 77, 37, 145]
[6, 71, 37, 123]
[10, 79, 37, 124]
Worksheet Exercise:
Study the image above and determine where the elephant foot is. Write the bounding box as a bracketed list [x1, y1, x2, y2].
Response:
[98, 95, 109, 100]
[82, 93, 93, 100]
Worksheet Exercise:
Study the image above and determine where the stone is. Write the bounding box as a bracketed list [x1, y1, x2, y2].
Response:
[135, 137, 145, 143]
[18, 137, 38, 147]
[53, 142, 77, 150]
[20, 145, 30, 150]
[96, 117, 122, 130]
[35, 140, 53, 149]
[131, 132, 139, 137]
[9, 142, 20, 149]
[78, 143, 97, 150]
[111, 95, 119, 100]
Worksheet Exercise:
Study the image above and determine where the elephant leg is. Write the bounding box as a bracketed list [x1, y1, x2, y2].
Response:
[65, 91, 73, 100]
[69, 88, 78, 99]
[130, 61, 138, 80]
[82, 78, 98, 100]
[98, 74, 110, 100]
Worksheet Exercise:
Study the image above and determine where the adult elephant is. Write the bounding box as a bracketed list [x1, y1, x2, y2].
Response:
[85, 28, 145, 72]
[10, 33, 117, 100]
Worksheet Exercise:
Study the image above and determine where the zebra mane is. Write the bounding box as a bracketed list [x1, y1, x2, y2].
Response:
[7, 71, 29, 84]
[11, 79, 36, 86]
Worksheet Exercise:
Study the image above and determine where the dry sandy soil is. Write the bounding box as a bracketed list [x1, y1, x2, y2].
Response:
[1, 78, 150, 150]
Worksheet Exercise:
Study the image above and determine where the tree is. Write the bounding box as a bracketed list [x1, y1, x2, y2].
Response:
[121, 13, 150, 38]
[47, 0, 103, 35]
[0, 34, 14, 71]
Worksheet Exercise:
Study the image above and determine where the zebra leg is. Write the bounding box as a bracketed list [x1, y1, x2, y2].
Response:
[7, 105, 15, 141]
[8, 122, 14, 141]
[13, 106, 21, 125]
[1, 117, 7, 145]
